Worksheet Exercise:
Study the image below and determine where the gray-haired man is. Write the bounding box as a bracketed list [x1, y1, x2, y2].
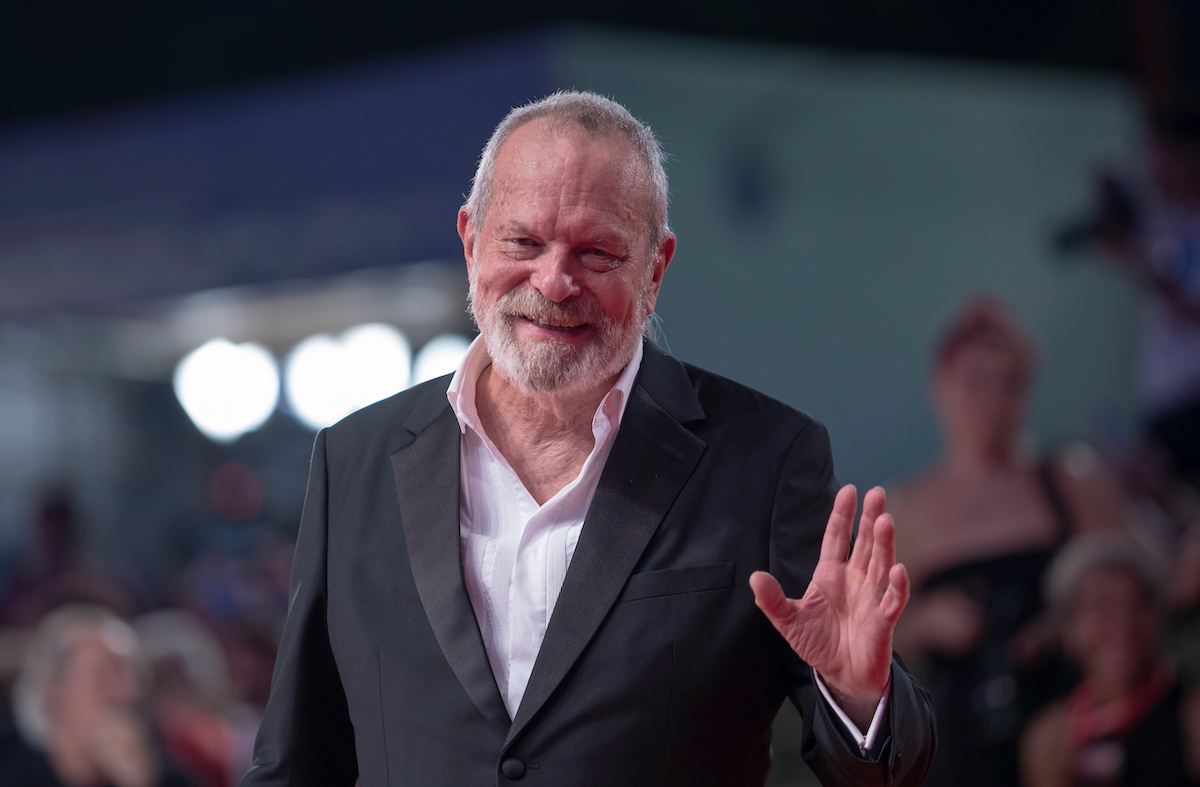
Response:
[243, 92, 936, 787]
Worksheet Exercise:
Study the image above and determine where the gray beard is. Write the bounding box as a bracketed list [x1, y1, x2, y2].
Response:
[468, 279, 647, 394]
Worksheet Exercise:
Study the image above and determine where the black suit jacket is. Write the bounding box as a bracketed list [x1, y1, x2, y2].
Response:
[242, 343, 935, 787]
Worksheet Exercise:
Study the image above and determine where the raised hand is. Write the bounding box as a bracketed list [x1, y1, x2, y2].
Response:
[750, 484, 909, 726]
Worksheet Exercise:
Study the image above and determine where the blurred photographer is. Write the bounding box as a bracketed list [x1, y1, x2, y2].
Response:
[1064, 97, 1200, 483]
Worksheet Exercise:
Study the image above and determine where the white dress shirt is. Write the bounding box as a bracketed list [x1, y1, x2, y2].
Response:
[446, 336, 887, 750]
[447, 337, 642, 718]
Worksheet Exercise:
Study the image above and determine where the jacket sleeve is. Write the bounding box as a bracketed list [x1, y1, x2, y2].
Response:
[772, 419, 937, 787]
[240, 429, 359, 787]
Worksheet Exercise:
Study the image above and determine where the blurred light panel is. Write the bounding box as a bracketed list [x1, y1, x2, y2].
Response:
[285, 323, 411, 430]
[413, 334, 472, 385]
[174, 339, 280, 443]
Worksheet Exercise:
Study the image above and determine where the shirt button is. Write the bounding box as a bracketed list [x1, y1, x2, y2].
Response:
[501, 758, 526, 780]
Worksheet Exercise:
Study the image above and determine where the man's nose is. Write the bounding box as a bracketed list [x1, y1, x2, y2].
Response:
[529, 247, 581, 303]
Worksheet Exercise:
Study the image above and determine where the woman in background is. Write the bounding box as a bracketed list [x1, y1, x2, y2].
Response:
[1021, 534, 1200, 787]
[893, 298, 1124, 787]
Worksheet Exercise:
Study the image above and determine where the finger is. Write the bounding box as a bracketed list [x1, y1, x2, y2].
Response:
[749, 570, 794, 626]
[863, 485, 886, 519]
[881, 563, 910, 623]
[848, 486, 886, 573]
[867, 511, 896, 592]
[818, 485, 858, 564]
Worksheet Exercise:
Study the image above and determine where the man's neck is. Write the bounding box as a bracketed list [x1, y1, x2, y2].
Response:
[475, 365, 617, 505]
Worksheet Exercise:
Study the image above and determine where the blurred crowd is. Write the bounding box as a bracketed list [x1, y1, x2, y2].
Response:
[891, 95, 1200, 787]
[0, 498, 291, 787]
[893, 297, 1200, 787]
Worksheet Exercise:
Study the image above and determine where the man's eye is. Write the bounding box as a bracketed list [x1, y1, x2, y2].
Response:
[581, 249, 624, 270]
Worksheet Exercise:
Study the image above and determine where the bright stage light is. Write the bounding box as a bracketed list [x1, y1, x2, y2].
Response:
[174, 339, 280, 443]
[285, 323, 411, 430]
[412, 334, 472, 385]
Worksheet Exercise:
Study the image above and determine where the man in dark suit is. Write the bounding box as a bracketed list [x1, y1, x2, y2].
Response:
[242, 91, 935, 786]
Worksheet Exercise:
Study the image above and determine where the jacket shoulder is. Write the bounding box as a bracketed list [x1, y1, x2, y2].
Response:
[322, 373, 452, 456]
[675, 358, 821, 438]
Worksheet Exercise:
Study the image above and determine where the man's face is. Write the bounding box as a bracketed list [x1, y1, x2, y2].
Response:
[459, 119, 674, 394]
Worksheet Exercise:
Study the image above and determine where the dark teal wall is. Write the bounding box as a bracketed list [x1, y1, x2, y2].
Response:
[554, 30, 1140, 486]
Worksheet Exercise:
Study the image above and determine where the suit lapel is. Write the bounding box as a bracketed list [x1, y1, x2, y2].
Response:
[391, 400, 511, 737]
[505, 347, 707, 746]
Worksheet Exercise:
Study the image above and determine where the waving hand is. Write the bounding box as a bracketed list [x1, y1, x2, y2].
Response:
[750, 484, 909, 725]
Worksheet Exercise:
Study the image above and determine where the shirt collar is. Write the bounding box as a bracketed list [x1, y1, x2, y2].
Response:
[446, 336, 645, 436]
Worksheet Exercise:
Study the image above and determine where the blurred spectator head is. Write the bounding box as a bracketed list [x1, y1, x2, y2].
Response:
[136, 609, 234, 713]
[12, 605, 143, 750]
[1046, 534, 1167, 689]
[932, 297, 1037, 454]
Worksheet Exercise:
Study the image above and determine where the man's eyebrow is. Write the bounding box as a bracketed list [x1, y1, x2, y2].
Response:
[588, 234, 636, 249]
[494, 221, 533, 235]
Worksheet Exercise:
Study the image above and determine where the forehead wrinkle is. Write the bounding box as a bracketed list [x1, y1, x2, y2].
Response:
[490, 121, 651, 248]
[493, 194, 643, 255]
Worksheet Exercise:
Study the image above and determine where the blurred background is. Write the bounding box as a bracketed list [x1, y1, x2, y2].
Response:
[1, 1, 1199, 786]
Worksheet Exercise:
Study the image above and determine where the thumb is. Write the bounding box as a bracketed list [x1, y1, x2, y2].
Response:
[750, 570, 793, 624]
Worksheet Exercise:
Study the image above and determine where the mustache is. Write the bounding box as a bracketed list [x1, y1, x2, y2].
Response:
[493, 287, 606, 326]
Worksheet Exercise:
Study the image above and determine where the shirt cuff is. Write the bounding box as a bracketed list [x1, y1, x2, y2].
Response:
[812, 668, 891, 754]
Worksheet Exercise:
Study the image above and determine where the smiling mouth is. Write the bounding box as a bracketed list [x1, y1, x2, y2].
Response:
[519, 314, 589, 332]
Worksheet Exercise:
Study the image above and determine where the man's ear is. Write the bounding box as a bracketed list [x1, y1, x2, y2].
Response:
[458, 207, 476, 276]
[644, 232, 676, 315]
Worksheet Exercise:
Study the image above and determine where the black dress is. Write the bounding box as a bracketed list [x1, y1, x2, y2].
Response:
[918, 464, 1074, 787]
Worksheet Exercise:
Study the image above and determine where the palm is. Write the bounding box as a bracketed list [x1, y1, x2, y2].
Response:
[751, 485, 909, 711]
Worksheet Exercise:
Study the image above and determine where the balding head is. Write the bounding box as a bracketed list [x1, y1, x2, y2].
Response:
[463, 91, 670, 250]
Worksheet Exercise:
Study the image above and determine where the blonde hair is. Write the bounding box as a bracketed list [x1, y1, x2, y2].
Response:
[12, 605, 141, 748]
